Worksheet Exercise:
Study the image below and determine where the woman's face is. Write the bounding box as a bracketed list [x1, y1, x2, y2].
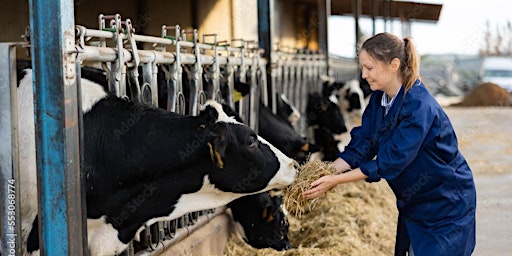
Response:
[358, 50, 399, 93]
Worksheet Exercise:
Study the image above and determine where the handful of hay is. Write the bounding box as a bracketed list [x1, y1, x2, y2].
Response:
[284, 159, 338, 218]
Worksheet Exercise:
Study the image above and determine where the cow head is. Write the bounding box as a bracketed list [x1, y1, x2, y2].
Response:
[306, 93, 347, 134]
[257, 103, 319, 160]
[199, 100, 298, 193]
[276, 93, 301, 126]
[228, 191, 291, 251]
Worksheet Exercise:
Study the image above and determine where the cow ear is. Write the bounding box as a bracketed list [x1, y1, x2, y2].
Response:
[234, 81, 251, 97]
[302, 142, 322, 153]
[262, 207, 275, 222]
[199, 105, 220, 125]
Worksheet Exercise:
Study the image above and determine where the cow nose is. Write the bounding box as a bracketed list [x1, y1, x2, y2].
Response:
[284, 240, 292, 250]
[292, 160, 299, 171]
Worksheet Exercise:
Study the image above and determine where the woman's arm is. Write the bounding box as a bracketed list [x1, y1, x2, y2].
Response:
[302, 158, 368, 199]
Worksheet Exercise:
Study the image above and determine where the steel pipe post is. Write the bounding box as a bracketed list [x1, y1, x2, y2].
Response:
[29, 0, 87, 254]
[0, 43, 23, 256]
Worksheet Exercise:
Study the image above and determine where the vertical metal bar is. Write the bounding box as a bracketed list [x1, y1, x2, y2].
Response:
[249, 52, 259, 132]
[223, 56, 235, 109]
[371, 0, 377, 35]
[317, 0, 330, 71]
[0, 43, 22, 256]
[257, 0, 274, 111]
[257, 0, 272, 63]
[383, 0, 389, 32]
[188, 29, 203, 116]
[353, 0, 361, 55]
[28, 0, 87, 255]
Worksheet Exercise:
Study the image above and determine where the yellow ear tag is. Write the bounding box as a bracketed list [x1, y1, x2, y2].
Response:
[233, 90, 243, 102]
[207, 142, 224, 169]
[208, 142, 215, 163]
[215, 151, 224, 169]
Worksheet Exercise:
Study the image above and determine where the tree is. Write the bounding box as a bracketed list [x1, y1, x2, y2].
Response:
[480, 20, 512, 56]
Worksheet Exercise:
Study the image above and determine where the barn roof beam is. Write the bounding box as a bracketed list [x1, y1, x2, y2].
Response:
[317, 0, 442, 22]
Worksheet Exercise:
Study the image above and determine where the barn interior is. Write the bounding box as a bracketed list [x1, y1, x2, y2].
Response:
[1, 0, 441, 58]
[0, 1, 442, 255]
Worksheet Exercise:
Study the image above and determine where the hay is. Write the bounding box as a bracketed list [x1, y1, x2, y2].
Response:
[224, 179, 398, 256]
[283, 159, 338, 218]
[454, 82, 511, 106]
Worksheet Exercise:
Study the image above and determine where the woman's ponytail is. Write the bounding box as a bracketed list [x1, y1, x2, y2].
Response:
[402, 37, 420, 92]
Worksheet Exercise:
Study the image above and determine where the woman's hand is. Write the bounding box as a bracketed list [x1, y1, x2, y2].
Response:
[302, 160, 368, 200]
[302, 174, 341, 199]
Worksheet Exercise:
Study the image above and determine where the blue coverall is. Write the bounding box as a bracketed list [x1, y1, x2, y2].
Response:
[338, 79, 476, 256]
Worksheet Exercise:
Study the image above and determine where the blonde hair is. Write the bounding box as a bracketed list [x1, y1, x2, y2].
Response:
[360, 32, 420, 92]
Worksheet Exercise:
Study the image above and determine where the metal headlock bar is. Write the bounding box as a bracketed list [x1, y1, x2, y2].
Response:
[1, 11, 358, 256]
[267, 50, 358, 136]
[76, 14, 270, 255]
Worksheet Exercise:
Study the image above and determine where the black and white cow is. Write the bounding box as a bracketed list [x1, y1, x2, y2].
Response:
[312, 127, 341, 162]
[275, 93, 301, 126]
[258, 102, 320, 163]
[227, 190, 291, 251]
[305, 92, 347, 135]
[335, 79, 367, 128]
[321, 76, 368, 130]
[17, 68, 298, 255]
[221, 102, 320, 163]
[229, 80, 301, 127]
[304, 91, 348, 162]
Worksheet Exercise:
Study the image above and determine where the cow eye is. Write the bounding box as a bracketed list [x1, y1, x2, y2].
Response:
[247, 135, 258, 148]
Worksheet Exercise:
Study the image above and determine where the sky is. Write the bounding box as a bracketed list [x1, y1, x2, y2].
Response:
[328, 0, 512, 57]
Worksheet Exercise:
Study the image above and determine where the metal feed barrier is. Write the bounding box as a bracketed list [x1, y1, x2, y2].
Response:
[0, 12, 358, 256]
[78, 14, 269, 255]
[270, 49, 358, 137]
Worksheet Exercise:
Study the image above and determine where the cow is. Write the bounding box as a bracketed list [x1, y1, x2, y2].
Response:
[305, 92, 347, 135]
[227, 190, 291, 251]
[321, 76, 368, 130]
[227, 80, 301, 127]
[221, 102, 320, 163]
[312, 127, 342, 162]
[258, 102, 320, 163]
[17, 68, 298, 256]
[336, 79, 367, 129]
[275, 93, 301, 126]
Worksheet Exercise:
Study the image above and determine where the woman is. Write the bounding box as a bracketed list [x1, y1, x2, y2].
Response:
[303, 32, 476, 256]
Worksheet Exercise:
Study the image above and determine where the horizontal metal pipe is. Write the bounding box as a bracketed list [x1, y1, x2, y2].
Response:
[79, 27, 267, 64]
[80, 46, 265, 67]
[82, 28, 115, 39]
[77, 27, 271, 71]
[134, 207, 226, 256]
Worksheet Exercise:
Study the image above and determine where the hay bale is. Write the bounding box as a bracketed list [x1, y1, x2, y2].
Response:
[224, 179, 398, 256]
[454, 82, 511, 106]
[283, 160, 338, 218]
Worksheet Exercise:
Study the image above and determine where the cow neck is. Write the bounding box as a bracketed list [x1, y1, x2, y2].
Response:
[84, 97, 215, 194]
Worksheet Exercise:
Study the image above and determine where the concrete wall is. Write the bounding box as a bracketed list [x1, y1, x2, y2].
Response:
[0, 1, 30, 56]
[272, 0, 320, 51]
